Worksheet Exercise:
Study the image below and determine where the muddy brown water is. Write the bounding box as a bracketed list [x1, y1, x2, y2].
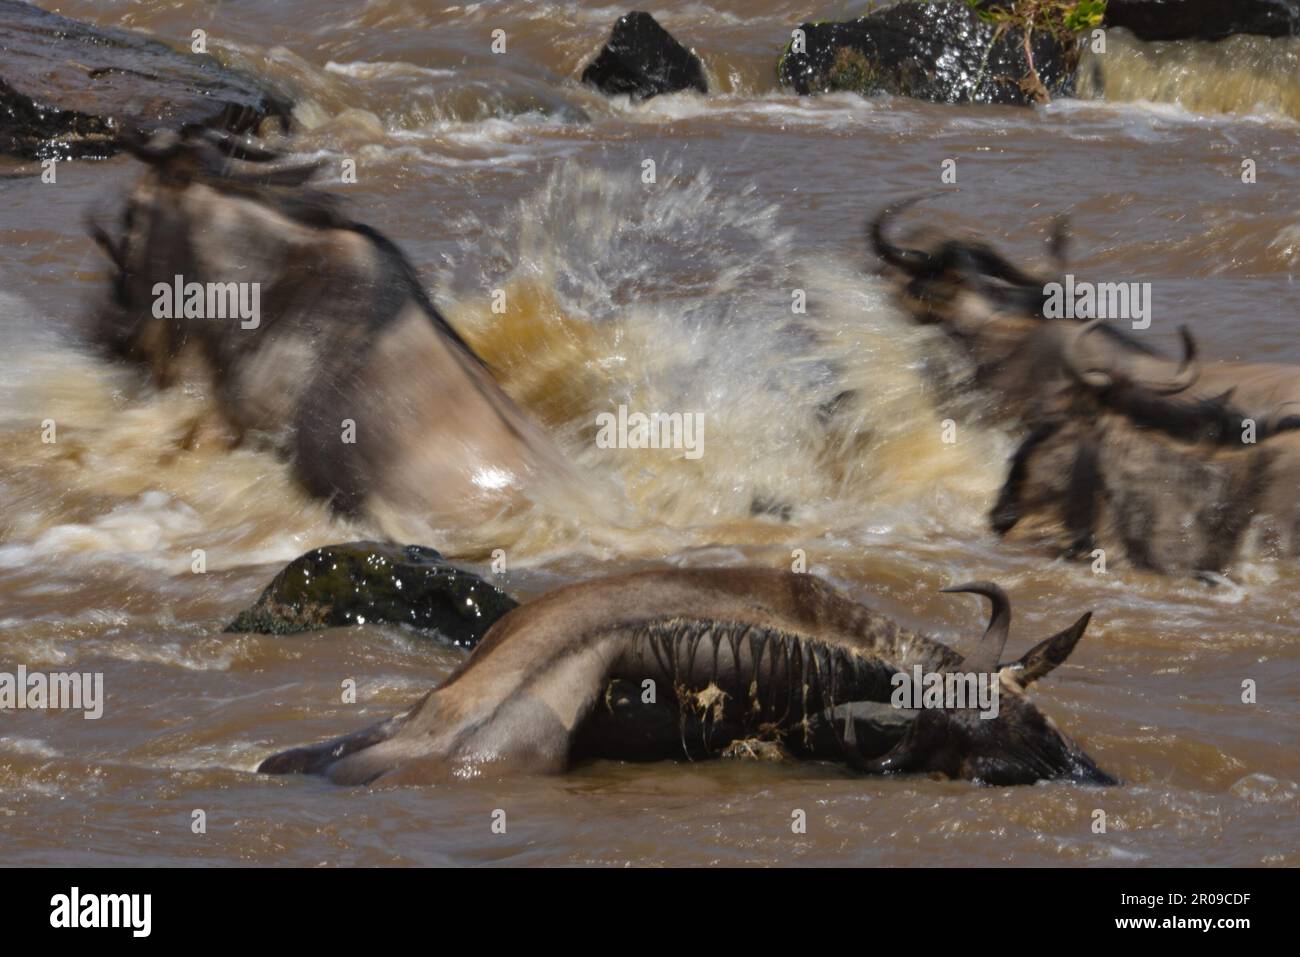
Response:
[1, 1, 1298, 866]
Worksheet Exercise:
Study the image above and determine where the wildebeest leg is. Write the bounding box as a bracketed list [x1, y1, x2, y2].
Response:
[292, 357, 375, 517]
[990, 421, 1062, 535]
[1063, 438, 1102, 559]
[1195, 447, 1277, 574]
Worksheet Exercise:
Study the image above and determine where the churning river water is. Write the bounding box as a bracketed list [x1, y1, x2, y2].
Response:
[1, 0, 1298, 866]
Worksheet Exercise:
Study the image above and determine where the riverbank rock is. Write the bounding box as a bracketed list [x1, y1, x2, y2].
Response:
[0, 0, 292, 160]
[581, 11, 707, 100]
[1104, 0, 1300, 41]
[226, 542, 517, 647]
[778, 1, 1081, 106]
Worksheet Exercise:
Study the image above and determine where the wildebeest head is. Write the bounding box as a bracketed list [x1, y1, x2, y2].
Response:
[852, 582, 1113, 785]
[869, 200, 1221, 427]
[871, 195, 1067, 332]
[86, 128, 328, 382]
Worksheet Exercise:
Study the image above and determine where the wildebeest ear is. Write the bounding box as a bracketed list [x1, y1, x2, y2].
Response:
[1001, 612, 1091, 687]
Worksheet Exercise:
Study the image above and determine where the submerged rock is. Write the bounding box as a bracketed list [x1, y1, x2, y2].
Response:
[1105, 0, 1300, 41]
[778, 1, 1082, 106]
[226, 542, 517, 648]
[0, 0, 291, 160]
[581, 11, 707, 101]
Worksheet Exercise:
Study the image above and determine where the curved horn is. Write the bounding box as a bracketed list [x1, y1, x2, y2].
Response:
[195, 128, 282, 162]
[1066, 320, 1201, 396]
[1063, 318, 1116, 389]
[869, 195, 935, 273]
[1149, 325, 1199, 395]
[941, 581, 1010, 673]
[193, 140, 325, 186]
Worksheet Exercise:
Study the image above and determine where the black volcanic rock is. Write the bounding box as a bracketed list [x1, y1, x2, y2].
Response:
[227, 542, 517, 648]
[581, 11, 707, 101]
[778, 1, 1081, 106]
[0, 0, 292, 160]
[1105, 0, 1299, 41]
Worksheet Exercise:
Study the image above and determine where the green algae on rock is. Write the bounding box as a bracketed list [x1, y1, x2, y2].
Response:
[226, 542, 517, 647]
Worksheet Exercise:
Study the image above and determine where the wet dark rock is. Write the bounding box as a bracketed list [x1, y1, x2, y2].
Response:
[226, 542, 517, 648]
[581, 11, 707, 101]
[0, 0, 292, 160]
[1104, 0, 1300, 41]
[778, 1, 1081, 106]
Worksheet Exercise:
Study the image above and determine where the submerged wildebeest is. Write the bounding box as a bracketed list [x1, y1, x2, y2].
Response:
[87, 128, 576, 528]
[258, 568, 1113, 786]
[870, 197, 1300, 433]
[991, 321, 1300, 575]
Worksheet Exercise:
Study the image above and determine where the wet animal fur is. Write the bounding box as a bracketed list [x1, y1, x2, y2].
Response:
[87, 129, 573, 527]
[258, 567, 1110, 787]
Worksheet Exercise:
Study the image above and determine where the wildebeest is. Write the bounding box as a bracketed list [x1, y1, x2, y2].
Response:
[87, 128, 577, 529]
[871, 197, 1300, 434]
[258, 567, 1113, 786]
[991, 321, 1300, 575]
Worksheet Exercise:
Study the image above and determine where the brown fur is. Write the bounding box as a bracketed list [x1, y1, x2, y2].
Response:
[88, 131, 574, 526]
[993, 402, 1300, 574]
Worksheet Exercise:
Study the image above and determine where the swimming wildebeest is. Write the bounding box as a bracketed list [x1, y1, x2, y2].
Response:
[870, 197, 1300, 433]
[991, 321, 1300, 575]
[258, 568, 1113, 786]
[86, 128, 576, 530]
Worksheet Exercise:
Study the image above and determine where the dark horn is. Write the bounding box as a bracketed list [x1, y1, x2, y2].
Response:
[1151, 325, 1199, 395]
[87, 221, 125, 270]
[1064, 318, 1115, 389]
[941, 581, 1010, 673]
[869, 195, 934, 273]
[193, 139, 324, 186]
[196, 128, 282, 163]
